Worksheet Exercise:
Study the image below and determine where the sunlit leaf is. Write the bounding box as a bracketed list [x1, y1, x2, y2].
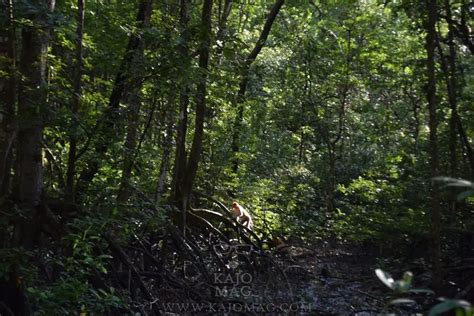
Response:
[390, 298, 416, 305]
[433, 177, 473, 188]
[409, 288, 434, 295]
[375, 269, 395, 289]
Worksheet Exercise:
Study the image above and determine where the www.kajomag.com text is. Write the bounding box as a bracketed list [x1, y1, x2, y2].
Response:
[160, 302, 313, 313]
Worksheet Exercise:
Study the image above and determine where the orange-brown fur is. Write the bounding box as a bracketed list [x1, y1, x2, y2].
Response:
[231, 202, 253, 230]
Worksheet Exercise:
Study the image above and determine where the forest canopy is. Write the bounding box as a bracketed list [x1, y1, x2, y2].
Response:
[0, 0, 473, 314]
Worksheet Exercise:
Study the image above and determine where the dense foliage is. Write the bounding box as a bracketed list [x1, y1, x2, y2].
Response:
[0, 0, 473, 314]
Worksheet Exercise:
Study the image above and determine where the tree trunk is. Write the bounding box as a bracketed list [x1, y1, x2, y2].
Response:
[456, 115, 474, 175]
[116, 0, 153, 205]
[155, 103, 175, 204]
[116, 92, 142, 205]
[443, 0, 473, 55]
[230, 0, 285, 175]
[215, 0, 232, 62]
[436, 0, 462, 212]
[316, 40, 350, 215]
[436, 0, 458, 177]
[169, 0, 213, 234]
[424, 0, 441, 291]
[180, 0, 213, 206]
[15, 0, 55, 209]
[8, 4, 55, 314]
[0, 0, 16, 198]
[171, 0, 191, 205]
[76, 0, 152, 194]
[65, 0, 85, 201]
[443, 1, 474, 175]
[326, 145, 336, 214]
[155, 137, 172, 205]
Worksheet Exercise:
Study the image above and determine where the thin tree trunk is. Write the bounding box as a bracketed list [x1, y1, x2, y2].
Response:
[230, 0, 285, 174]
[155, 118, 174, 204]
[317, 34, 350, 215]
[155, 94, 175, 204]
[425, 0, 441, 291]
[215, 0, 232, 62]
[155, 148, 171, 205]
[444, 0, 474, 174]
[171, 0, 191, 205]
[326, 145, 336, 213]
[65, 0, 85, 201]
[180, 0, 213, 206]
[0, 0, 16, 198]
[116, 93, 142, 205]
[455, 115, 474, 175]
[217, 0, 232, 42]
[298, 127, 304, 164]
[116, 0, 153, 205]
[436, 0, 461, 212]
[170, 91, 189, 204]
[436, 1, 458, 177]
[77, 0, 152, 193]
[443, 0, 473, 55]
[170, 0, 213, 234]
[446, 17, 458, 176]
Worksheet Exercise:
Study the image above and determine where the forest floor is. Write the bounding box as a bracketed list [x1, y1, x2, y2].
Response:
[261, 240, 436, 315]
[127, 229, 473, 315]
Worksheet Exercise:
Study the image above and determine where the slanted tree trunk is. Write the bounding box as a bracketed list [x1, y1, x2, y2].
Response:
[77, 0, 153, 194]
[116, 0, 153, 205]
[424, 0, 441, 291]
[230, 0, 285, 175]
[217, 0, 232, 39]
[443, 0, 473, 55]
[0, 0, 17, 198]
[65, 0, 85, 201]
[215, 0, 232, 62]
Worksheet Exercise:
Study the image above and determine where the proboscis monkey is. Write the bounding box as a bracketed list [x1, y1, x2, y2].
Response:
[231, 202, 253, 230]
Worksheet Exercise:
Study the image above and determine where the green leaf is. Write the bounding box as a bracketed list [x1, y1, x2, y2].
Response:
[429, 299, 472, 316]
[457, 190, 474, 201]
